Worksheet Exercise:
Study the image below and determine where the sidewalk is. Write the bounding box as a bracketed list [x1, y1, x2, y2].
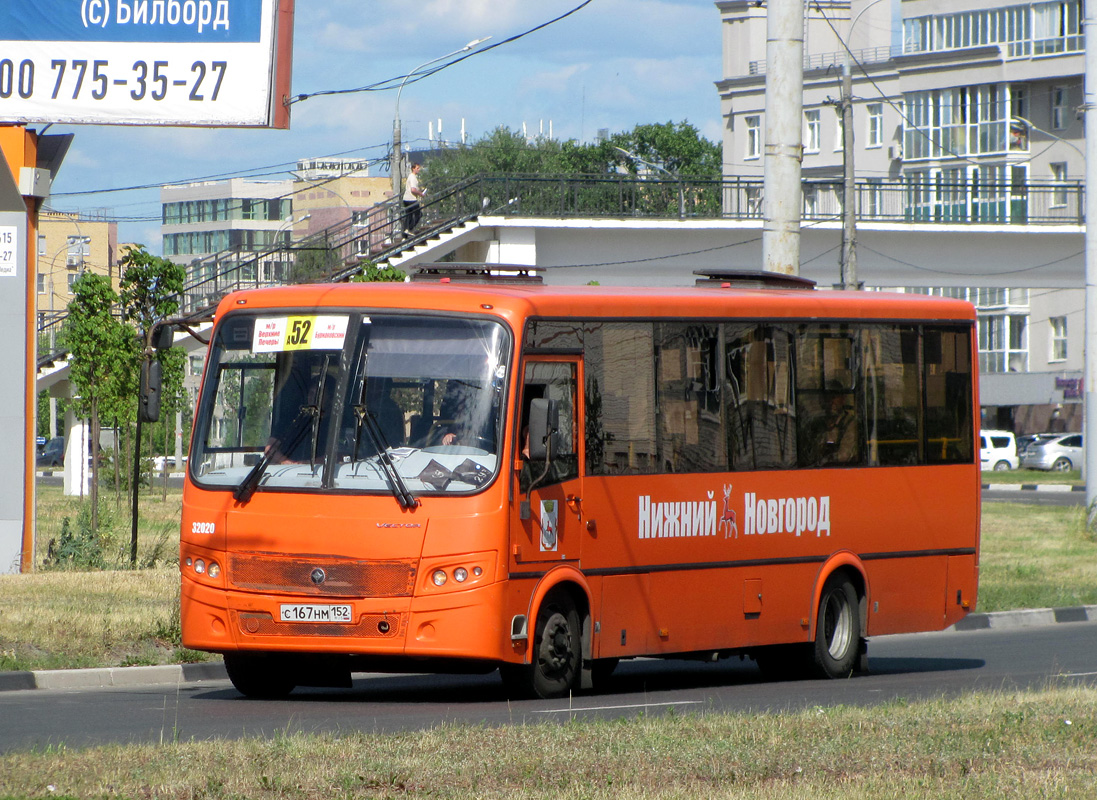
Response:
[2, 605, 1094, 693]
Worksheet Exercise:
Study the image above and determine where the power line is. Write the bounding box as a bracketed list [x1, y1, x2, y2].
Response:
[289, 1, 594, 105]
[50, 144, 390, 198]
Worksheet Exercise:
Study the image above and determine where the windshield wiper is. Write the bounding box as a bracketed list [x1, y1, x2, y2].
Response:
[233, 405, 317, 504]
[353, 403, 418, 510]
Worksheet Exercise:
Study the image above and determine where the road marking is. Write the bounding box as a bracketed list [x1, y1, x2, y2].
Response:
[532, 700, 704, 714]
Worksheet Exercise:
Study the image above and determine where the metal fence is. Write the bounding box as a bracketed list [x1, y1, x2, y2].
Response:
[39, 173, 1089, 343]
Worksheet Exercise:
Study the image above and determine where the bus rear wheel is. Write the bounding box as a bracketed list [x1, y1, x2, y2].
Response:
[811, 575, 861, 679]
[223, 652, 296, 699]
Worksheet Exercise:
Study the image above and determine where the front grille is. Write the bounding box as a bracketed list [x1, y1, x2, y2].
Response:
[229, 553, 417, 597]
[234, 610, 407, 638]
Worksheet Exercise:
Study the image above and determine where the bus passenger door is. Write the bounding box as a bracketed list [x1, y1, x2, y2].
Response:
[512, 359, 583, 566]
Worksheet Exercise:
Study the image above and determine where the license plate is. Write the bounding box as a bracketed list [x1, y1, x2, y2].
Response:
[279, 604, 353, 623]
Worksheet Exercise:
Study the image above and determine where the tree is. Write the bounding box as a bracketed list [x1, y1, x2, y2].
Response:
[423, 122, 722, 183]
[67, 272, 133, 531]
[118, 245, 186, 563]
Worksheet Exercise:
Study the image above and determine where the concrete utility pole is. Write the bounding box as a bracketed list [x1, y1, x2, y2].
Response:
[839, 54, 857, 288]
[1084, 3, 1097, 525]
[762, 0, 805, 275]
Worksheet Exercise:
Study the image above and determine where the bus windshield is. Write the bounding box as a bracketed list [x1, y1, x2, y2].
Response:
[191, 312, 510, 499]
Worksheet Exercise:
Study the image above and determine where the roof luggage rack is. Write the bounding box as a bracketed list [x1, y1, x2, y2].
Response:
[411, 263, 543, 284]
[693, 269, 816, 290]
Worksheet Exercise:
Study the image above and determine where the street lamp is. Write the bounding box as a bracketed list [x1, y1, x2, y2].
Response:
[614, 146, 685, 218]
[392, 37, 491, 199]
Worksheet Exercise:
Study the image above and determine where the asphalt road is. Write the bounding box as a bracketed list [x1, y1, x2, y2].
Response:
[1, 620, 1095, 753]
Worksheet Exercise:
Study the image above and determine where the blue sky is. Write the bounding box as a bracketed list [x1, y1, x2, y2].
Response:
[46, 0, 723, 251]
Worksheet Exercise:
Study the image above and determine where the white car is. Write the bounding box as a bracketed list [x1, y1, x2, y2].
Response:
[151, 455, 188, 472]
[980, 429, 1018, 471]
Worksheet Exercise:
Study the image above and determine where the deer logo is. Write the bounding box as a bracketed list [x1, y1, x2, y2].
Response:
[718, 483, 738, 539]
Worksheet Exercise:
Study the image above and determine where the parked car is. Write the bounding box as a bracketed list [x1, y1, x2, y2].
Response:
[980, 429, 1018, 471]
[36, 437, 64, 468]
[1017, 433, 1057, 455]
[1019, 432, 1083, 472]
[151, 455, 188, 472]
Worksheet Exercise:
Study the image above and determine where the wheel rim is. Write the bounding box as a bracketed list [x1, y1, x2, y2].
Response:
[822, 590, 853, 660]
[537, 610, 575, 682]
[1054, 458, 1071, 472]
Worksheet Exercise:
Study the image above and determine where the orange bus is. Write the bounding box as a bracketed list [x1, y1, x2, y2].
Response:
[179, 272, 979, 699]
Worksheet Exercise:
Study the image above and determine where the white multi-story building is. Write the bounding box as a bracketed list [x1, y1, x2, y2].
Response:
[717, 0, 1085, 432]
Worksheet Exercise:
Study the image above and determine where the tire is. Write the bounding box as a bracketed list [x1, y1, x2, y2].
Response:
[223, 652, 296, 699]
[811, 575, 861, 679]
[500, 591, 582, 699]
[1052, 457, 1073, 472]
[993, 460, 1011, 471]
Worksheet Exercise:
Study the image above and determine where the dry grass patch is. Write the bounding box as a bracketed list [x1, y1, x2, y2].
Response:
[0, 568, 187, 671]
[0, 687, 1094, 798]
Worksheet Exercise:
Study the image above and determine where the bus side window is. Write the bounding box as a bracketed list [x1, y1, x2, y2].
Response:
[796, 325, 863, 468]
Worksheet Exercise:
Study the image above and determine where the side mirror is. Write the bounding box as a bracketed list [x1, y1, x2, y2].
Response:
[151, 323, 174, 350]
[139, 359, 162, 423]
[527, 397, 558, 461]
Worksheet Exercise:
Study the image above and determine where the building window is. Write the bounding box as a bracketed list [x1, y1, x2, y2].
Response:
[804, 109, 820, 153]
[1051, 85, 1068, 129]
[864, 179, 884, 219]
[866, 103, 883, 148]
[1050, 316, 1067, 361]
[902, 2, 1081, 58]
[36, 273, 45, 294]
[803, 185, 819, 217]
[65, 235, 89, 268]
[37, 234, 46, 256]
[1034, 1, 1083, 55]
[835, 113, 844, 152]
[1051, 162, 1068, 206]
[745, 116, 761, 159]
[67, 273, 79, 293]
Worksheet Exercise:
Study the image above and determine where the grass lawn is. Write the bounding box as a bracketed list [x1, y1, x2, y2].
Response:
[981, 467, 1081, 485]
[0, 687, 1094, 798]
[1, 490, 1096, 794]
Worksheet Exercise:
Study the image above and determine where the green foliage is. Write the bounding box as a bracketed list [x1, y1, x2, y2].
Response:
[290, 246, 339, 283]
[352, 261, 406, 283]
[424, 122, 722, 184]
[67, 272, 133, 422]
[117, 245, 186, 332]
[44, 505, 108, 570]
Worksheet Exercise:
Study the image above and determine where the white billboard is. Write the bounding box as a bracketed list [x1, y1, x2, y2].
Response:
[0, 0, 293, 128]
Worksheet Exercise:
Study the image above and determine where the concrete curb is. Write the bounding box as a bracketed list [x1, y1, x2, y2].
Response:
[982, 483, 1084, 492]
[2, 606, 1096, 692]
[949, 604, 1097, 632]
[0, 661, 227, 693]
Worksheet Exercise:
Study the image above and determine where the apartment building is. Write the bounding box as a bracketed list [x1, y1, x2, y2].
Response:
[716, 0, 1085, 432]
[36, 210, 119, 324]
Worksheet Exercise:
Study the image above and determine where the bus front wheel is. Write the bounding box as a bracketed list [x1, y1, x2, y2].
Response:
[501, 591, 581, 699]
[811, 575, 861, 679]
[224, 652, 296, 699]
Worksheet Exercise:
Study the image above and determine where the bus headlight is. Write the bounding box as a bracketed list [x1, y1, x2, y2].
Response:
[194, 559, 206, 574]
[207, 561, 221, 579]
[432, 569, 447, 586]
[453, 567, 468, 583]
